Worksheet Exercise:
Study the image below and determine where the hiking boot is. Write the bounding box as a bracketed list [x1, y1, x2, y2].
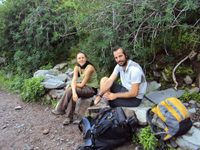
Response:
[51, 109, 65, 115]
[63, 117, 73, 126]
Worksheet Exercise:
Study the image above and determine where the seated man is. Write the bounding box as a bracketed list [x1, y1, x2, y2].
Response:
[94, 46, 147, 107]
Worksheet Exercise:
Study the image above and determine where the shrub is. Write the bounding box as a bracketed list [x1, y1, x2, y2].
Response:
[21, 77, 45, 102]
[39, 63, 53, 70]
[0, 70, 11, 90]
[138, 126, 158, 150]
[179, 91, 200, 103]
[9, 75, 28, 93]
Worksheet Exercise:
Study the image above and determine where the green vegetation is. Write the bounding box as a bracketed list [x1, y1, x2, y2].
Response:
[138, 126, 158, 150]
[0, 0, 199, 75]
[51, 99, 58, 108]
[162, 65, 194, 82]
[0, 70, 28, 92]
[180, 91, 200, 102]
[21, 77, 45, 102]
[0, 0, 200, 101]
[0, 70, 11, 90]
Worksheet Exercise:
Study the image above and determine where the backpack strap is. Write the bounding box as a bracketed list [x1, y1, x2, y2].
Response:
[78, 117, 93, 147]
[147, 109, 168, 136]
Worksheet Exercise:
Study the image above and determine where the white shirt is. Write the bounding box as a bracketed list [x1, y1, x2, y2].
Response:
[113, 60, 147, 99]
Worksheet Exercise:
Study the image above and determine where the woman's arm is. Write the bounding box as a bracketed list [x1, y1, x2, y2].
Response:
[71, 66, 79, 96]
[76, 65, 94, 88]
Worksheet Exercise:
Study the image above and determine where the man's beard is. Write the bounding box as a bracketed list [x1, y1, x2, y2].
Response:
[118, 59, 128, 66]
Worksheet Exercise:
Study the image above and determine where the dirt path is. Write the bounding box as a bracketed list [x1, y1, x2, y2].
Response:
[0, 90, 82, 150]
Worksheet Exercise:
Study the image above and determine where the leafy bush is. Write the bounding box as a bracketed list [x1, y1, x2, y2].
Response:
[9, 74, 29, 92]
[132, 133, 140, 144]
[75, 0, 200, 73]
[0, 70, 11, 90]
[39, 63, 53, 70]
[51, 99, 58, 108]
[138, 126, 158, 150]
[179, 91, 200, 103]
[21, 77, 45, 102]
[0, 0, 78, 74]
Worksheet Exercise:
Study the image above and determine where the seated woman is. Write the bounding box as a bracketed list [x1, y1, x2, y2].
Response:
[52, 52, 98, 125]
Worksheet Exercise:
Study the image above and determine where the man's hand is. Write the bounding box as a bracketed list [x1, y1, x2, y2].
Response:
[103, 92, 117, 101]
[72, 93, 78, 102]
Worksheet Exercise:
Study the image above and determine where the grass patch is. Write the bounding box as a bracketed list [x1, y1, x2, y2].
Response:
[0, 70, 12, 90]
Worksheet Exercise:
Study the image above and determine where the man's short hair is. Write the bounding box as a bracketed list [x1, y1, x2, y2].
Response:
[112, 46, 122, 52]
[112, 46, 129, 59]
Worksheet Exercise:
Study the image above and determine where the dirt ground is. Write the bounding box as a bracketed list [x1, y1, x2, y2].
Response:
[0, 90, 138, 150]
[0, 90, 82, 150]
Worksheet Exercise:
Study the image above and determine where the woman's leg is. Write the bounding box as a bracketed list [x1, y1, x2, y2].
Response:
[52, 87, 73, 115]
[66, 86, 96, 120]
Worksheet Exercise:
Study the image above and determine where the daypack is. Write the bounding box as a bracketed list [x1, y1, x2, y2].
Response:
[78, 107, 138, 150]
[147, 97, 192, 141]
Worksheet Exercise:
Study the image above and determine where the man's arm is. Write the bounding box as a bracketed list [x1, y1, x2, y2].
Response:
[104, 83, 139, 100]
[104, 67, 142, 100]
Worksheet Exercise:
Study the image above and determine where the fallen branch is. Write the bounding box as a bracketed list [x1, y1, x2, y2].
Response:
[172, 55, 189, 90]
[172, 51, 197, 90]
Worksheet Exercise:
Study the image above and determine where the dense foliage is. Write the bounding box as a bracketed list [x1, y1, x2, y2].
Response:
[138, 126, 158, 150]
[0, 0, 78, 74]
[0, 0, 200, 76]
[21, 76, 45, 102]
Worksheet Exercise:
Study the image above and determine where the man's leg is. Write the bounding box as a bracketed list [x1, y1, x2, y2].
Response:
[94, 77, 110, 105]
[109, 83, 141, 107]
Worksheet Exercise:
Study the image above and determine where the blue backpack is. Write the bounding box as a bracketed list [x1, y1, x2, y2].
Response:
[78, 107, 138, 150]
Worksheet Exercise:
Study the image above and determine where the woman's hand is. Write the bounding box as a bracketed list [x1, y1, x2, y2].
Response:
[72, 92, 78, 102]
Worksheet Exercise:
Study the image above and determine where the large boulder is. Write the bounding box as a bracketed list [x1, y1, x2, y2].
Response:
[41, 75, 66, 89]
[53, 62, 68, 71]
[145, 88, 185, 104]
[146, 81, 161, 93]
[48, 89, 65, 99]
[33, 70, 60, 77]
[176, 126, 200, 150]
[123, 106, 151, 125]
[75, 97, 94, 117]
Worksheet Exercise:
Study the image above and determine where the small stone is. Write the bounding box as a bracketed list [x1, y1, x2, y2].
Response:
[189, 87, 200, 94]
[134, 146, 142, 150]
[50, 135, 55, 140]
[45, 107, 49, 111]
[183, 103, 189, 107]
[2, 125, 7, 129]
[197, 103, 200, 108]
[15, 105, 22, 110]
[193, 122, 200, 128]
[153, 71, 161, 77]
[43, 128, 50, 135]
[188, 108, 196, 114]
[184, 75, 193, 85]
[189, 100, 197, 105]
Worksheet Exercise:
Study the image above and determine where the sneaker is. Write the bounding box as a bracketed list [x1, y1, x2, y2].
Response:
[51, 109, 65, 115]
[72, 119, 81, 125]
[63, 117, 72, 126]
